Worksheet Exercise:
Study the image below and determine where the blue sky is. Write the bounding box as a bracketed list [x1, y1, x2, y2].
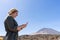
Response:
[0, 0, 60, 36]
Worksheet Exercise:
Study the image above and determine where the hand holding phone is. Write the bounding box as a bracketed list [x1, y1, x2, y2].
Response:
[17, 22, 28, 31]
[22, 22, 28, 28]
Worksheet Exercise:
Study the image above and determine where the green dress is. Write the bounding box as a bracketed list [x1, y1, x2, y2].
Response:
[4, 16, 18, 40]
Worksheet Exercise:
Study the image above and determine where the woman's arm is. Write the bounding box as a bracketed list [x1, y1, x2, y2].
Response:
[5, 17, 18, 32]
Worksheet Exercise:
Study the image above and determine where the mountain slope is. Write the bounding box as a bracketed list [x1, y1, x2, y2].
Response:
[36, 28, 60, 34]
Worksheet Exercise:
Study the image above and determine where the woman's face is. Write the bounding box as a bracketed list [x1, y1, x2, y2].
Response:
[12, 12, 18, 18]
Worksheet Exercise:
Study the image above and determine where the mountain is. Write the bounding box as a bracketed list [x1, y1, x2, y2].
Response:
[35, 28, 60, 35]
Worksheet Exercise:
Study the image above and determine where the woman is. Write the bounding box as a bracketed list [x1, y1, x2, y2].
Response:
[4, 8, 28, 40]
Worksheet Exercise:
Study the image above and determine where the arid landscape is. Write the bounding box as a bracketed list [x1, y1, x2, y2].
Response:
[0, 28, 60, 40]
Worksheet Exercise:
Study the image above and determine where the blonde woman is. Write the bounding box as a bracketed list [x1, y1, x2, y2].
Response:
[4, 8, 28, 40]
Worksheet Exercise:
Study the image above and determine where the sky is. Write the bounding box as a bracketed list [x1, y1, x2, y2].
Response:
[0, 0, 60, 36]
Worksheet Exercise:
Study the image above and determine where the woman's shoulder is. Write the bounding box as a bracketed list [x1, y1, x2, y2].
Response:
[4, 16, 13, 21]
[7, 16, 13, 19]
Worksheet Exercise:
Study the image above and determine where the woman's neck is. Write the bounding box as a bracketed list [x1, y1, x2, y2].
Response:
[9, 15, 15, 18]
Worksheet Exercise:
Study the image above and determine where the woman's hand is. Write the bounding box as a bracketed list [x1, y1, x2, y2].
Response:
[17, 22, 28, 31]
[22, 22, 28, 28]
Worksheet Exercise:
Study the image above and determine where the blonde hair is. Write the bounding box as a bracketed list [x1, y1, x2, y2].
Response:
[8, 8, 18, 15]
